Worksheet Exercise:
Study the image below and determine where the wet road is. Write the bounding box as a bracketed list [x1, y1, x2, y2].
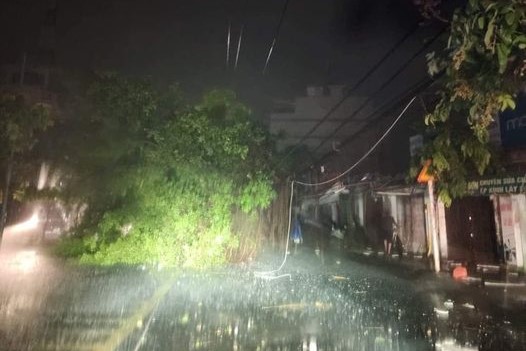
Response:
[0, 231, 525, 351]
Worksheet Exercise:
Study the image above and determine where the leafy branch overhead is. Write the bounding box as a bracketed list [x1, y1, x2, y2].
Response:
[422, 0, 525, 205]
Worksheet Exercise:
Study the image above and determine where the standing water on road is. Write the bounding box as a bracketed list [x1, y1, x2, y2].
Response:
[0, 228, 525, 350]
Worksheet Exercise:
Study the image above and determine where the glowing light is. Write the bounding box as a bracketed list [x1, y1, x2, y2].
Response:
[309, 336, 317, 351]
[9, 250, 38, 272]
[6, 213, 40, 234]
[37, 162, 49, 190]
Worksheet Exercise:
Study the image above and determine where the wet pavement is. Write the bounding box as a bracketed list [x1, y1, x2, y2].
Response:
[0, 228, 525, 351]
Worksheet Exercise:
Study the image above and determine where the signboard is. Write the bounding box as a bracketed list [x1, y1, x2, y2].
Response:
[500, 93, 526, 147]
[467, 175, 526, 195]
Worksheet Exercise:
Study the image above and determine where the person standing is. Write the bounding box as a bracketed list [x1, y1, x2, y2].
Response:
[381, 210, 397, 256]
[291, 214, 303, 254]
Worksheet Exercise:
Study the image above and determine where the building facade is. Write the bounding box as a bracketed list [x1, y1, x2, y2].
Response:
[279, 82, 526, 273]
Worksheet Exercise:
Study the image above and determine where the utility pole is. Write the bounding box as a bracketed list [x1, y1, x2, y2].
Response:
[418, 160, 440, 272]
[427, 179, 440, 272]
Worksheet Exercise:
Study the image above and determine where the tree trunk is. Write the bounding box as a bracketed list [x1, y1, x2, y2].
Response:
[0, 156, 14, 246]
[267, 182, 290, 250]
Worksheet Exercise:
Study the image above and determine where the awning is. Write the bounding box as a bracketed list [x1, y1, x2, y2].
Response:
[319, 184, 349, 205]
[374, 185, 425, 197]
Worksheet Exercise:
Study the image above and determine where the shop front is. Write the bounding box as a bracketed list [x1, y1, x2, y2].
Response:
[467, 175, 526, 269]
[375, 185, 428, 256]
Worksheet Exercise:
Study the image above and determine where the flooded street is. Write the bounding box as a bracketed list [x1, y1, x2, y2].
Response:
[2, 0, 526, 349]
[0, 229, 525, 351]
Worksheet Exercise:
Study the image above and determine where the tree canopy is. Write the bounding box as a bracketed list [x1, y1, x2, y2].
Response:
[53, 73, 276, 267]
[0, 93, 53, 159]
[419, 0, 526, 204]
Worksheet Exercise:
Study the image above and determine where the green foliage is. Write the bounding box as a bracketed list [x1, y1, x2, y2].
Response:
[54, 236, 92, 258]
[422, 0, 525, 204]
[0, 93, 53, 158]
[239, 176, 275, 213]
[54, 74, 275, 268]
[0, 93, 55, 223]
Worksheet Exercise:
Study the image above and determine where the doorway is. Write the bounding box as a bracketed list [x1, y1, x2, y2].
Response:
[445, 196, 499, 264]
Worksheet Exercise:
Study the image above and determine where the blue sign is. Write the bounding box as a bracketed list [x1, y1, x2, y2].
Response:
[500, 93, 526, 147]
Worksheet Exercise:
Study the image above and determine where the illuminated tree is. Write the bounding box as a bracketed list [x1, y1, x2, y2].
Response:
[54, 74, 275, 267]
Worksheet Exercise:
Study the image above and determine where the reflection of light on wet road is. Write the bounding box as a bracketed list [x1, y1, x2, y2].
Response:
[5, 213, 39, 234]
[91, 280, 174, 351]
[7, 250, 38, 273]
[0, 240, 524, 350]
[436, 338, 478, 350]
[308, 335, 317, 351]
[262, 301, 332, 311]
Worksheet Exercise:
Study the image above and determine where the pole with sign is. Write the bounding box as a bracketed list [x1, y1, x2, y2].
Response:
[418, 160, 440, 273]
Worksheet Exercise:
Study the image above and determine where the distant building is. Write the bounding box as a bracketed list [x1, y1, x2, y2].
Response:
[269, 84, 367, 156]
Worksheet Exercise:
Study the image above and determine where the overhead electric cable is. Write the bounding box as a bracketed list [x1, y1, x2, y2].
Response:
[280, 24, 420, 161]
[263, 0, 291, 74]
[254, 180, 295, 277]
[293, 77, 430, 173]
[310, 76, 434, 168]
[310, 74, 443, 171]
[311, 28, 444, 154]
[295, 96, 417, 187]
[296, 73, 443, 184]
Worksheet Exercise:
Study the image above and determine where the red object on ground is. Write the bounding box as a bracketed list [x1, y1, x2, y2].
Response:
[452, 266, 468, 280]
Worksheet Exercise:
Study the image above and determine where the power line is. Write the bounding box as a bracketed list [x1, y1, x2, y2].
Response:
[295, 96, 417, 187]
[276, 25, 421, 168]
[311, 28, 444, 154]
[263, 0, 291, 74]
[293, 78, 429, 173]
[280, 24, 420, 161]
[313, 76, 434, 167]
[254, 180, 295, 277]
[295, 75, 441, 185]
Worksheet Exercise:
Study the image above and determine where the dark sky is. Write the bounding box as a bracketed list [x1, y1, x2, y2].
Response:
[0, 0, 439, 116]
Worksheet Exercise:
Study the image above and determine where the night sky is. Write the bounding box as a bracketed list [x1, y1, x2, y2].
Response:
[1, 0, 439, 117]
